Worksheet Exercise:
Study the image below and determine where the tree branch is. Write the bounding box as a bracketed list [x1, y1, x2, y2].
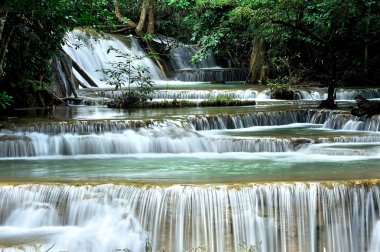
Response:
[272, 19, 328, 45]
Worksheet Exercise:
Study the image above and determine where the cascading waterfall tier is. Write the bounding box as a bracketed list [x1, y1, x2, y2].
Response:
[323, 113, 380, 131]
[0, 133, 297, 157]
[189, 109, 334, 130]
[170, 46, 219, 70]
[174, 68, 248, 82]
[63, 30, 163, 88]
[189, 109, 380, 132]
[0, 182, 379, 252]
[76, 88, 380, 103]
[78, 89, 380, 102]
[295, 88, 380, 100]
[170, 45, 247, 82]
[3, 109, 380, 157]
[0, 120, 299, 157]
[152, 89, 265, 100]
[3, 120, 157, 134]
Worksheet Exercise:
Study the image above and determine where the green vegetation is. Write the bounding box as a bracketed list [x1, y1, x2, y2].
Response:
[0, 0, 379, 110]
[99, 44, 154, 108]
[0, 0, 115, 108]
[209, 93, 235, 102]
[0, 91, 12, 110]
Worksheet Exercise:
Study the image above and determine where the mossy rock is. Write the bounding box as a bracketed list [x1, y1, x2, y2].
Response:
[271, 89, 295, 100]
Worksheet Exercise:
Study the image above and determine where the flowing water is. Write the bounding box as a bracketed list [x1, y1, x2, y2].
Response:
[63, 30, 164, 88]
[2, 31, 380, 252]
[2, 104, 380, 251]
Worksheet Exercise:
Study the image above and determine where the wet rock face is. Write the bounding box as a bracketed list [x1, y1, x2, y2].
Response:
[271, 89, 295, 100]
[291, 138, 313, 150]
[351, 95, 380, 117]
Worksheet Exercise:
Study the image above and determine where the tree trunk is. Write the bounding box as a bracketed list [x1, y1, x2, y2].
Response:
[0, 12, 15, 77]
[136, 0, 148, 36]
[364, 2, 371, 76]
[0, 12, 6, 41]
[246, 37, 266, 84]
[113, 0, 137, 30]
[319, 45, 337, 109]
[147, 0, 155, 34]
[71, 58, 98, 87]
[146, 43, 167, 79]
[113, 0, 122, 22]
[0, 12, 6, 76]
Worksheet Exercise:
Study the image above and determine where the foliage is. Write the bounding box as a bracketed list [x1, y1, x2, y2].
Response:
[183, 1, 253, 67]
[255, 0, 377, 83]
[99, 44, 154, 108]
[267, 82, 288, 92]
[0, 91, 13, 110]
[1, 0, 379, 109]
[172, 0, 380, 85]
[209, 93, 234, 102]
[0, 0, 116, 107]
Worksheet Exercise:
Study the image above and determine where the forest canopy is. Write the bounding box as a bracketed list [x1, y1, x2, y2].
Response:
[0, 0, 379, 109]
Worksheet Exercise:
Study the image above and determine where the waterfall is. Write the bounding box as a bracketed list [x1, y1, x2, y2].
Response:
[152, 89, 262, 100]
[0, 134, 297, 157]
[78, 88, 380, 102]
[323, 114, 380, 131]
[170, 46, 219, 70]
[62, 30, 163, 88]
[188, 109, 333, 130]
[79, 89, 268, 101]
[0, 123, 298, 157]
[4, 120, 157, 134]
[295, 89, 380, 100]
[170, 46, 248, 82]
[0, 183, 379, 252]
[187, 109, 380, 132]
[3, 110, 380, 158]
[174, 68, 248, 82]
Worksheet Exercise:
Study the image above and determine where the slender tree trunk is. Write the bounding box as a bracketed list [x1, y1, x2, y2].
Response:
[136, 0, 148, 36]
[0, 12, 14, 77]
[113, 0, 122, 21]
[71, 58, 98, 87]
[364, 2, 371, 76]
[146, 43, 167, 79]
[147, 0, 155, 34]
[330, 44, 337, 95]
[319, 45, 337, 109]
[246, 37, 266, 84]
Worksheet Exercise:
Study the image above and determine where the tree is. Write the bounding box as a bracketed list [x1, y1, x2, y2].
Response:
[169, 0, 254, 67]
[189, 0, 380, 107]
[0, 0, 115, 107]
[99, 45, 154, 108]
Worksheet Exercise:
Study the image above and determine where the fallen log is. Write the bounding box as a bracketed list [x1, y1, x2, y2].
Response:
[351, 95, 380, 117]
[71, 60, 98, 87]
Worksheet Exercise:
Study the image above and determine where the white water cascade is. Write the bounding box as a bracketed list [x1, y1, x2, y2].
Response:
[170, 45, 248, 82]
[3, 94, 380, 252]
[0, 183, 379, 252]
[295, 89, 380, 100]
[62, 30, 163, 88]
[3, 109, 380, 158]
[170, 46, 219, 70]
